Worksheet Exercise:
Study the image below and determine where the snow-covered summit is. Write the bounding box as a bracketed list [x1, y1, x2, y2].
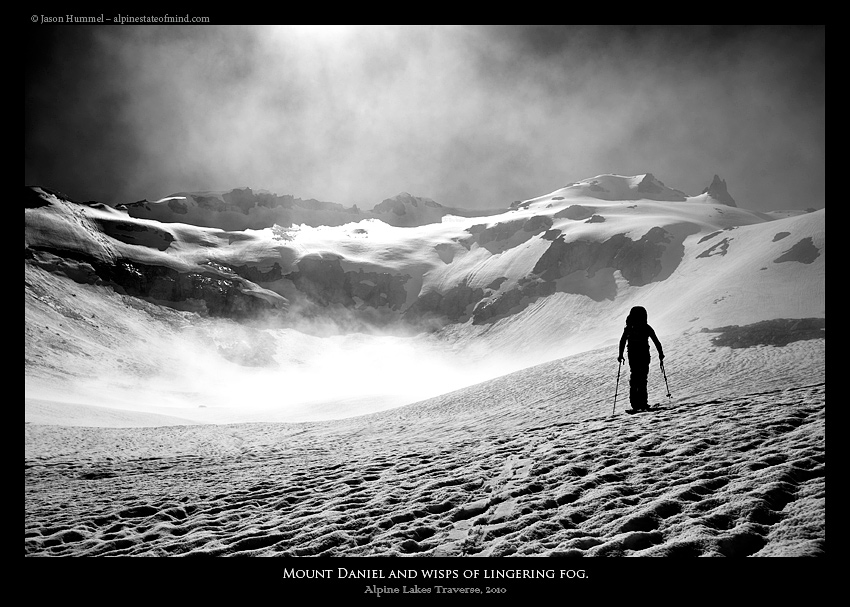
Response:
[373, 192, 441, 210]
[370, 192, 446, 227]
[116, 187, 500, 231]
[559, 173, 688, 202]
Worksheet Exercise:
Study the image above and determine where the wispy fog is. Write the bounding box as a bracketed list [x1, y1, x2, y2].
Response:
[26, 25, 823, 212]
[42, 315, 525, 425]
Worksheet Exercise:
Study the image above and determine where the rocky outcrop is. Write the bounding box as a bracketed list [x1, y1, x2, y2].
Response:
[26, 247, 287, 318]
[229, 262, 284, 284]
[284, 254, 410, 311]
[773, 237, 820, 264]
[532, 227, 673, 287]
[702, 318, 824, 348]
[91, 218, 175, 251]
[702, 175, 737, 207]
[409, 226, 684, 326]
[25, 187, 288, 319]
[463, 215, 554, 254]
[463, 227, 681, 324]
[554, 205, 596, 221]
[636, 174, 687, 200]
[370, 193, 448, 228]
[372, 192, 439, 213]
[405, 282, 485, 324]
[697, 238, 732, 259]
[471, 279, 556, 324]
[103, 260, 286, 318]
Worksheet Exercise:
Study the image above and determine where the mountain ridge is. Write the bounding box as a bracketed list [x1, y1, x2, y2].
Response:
[25, 172, 824, 423]
[24, 173, 823, 334]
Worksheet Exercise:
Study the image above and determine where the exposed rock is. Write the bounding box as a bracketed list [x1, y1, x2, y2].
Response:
[370, 193, 450, 227]
[229, 262, 284, 284]
[466, 220, 524, 251]
[373, 192, 441, 214]
[698, 231, 723, 244]
[454, 227, 681, 324]
[91, 218, 174, 251]
[27, 247, 286, 318]
[702, 175, 737, 207]
[465, 216, 553, 254]
[702, 318, 824, 348]
[532, 227, 674, 287]
[284, 254, 410, 311]
[637, 174, 687, 200]
[193, 194, 228, 213]
[405, 282, 484, 324]
[637, 173, 665, 195]
[222, 187, 266, 214]
[434, 243, 456, 264]
[472, 279, 555, 324]
[109, 260, 286, 318]
[458, 226, 683, 325]
[167, 199, 188, 214]
[285, 255, 351, 307]
[26, 249, 100, 284]
[773, 237, 820, 264]
[485, 277, 508, 290]
[697, 238, 732, 259]
[523, 215, 554, 232]
[555, 205, 595, 221]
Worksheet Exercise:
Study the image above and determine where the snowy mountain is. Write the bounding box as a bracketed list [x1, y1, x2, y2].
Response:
[24, 172, 825, 560]
[115, 187, 502, 231]
[552, 173, 688, 202]
[25, 174, 824, 424]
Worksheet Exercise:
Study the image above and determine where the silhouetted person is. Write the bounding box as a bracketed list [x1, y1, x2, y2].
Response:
[618, 306, 664, 411]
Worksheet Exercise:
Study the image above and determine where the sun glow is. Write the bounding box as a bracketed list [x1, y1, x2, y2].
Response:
[267, 24, 361, 47]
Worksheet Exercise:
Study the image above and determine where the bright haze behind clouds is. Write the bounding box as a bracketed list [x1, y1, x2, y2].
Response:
[25, 24, 824, 212]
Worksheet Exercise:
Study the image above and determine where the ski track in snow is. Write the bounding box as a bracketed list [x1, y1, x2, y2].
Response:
[25, 337, 824, 558]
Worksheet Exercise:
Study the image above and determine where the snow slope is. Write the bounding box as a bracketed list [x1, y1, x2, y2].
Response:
[25, 328, 824, 558]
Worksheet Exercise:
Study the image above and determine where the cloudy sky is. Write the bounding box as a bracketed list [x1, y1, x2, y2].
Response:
[25, 24, 824, 212]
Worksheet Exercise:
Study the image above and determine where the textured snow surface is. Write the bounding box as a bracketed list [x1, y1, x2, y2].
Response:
[26, 331, 824, 558]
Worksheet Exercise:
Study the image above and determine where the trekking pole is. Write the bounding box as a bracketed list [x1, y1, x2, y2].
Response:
[660, 360, 672, 399]
[612, 359, 623, 415]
